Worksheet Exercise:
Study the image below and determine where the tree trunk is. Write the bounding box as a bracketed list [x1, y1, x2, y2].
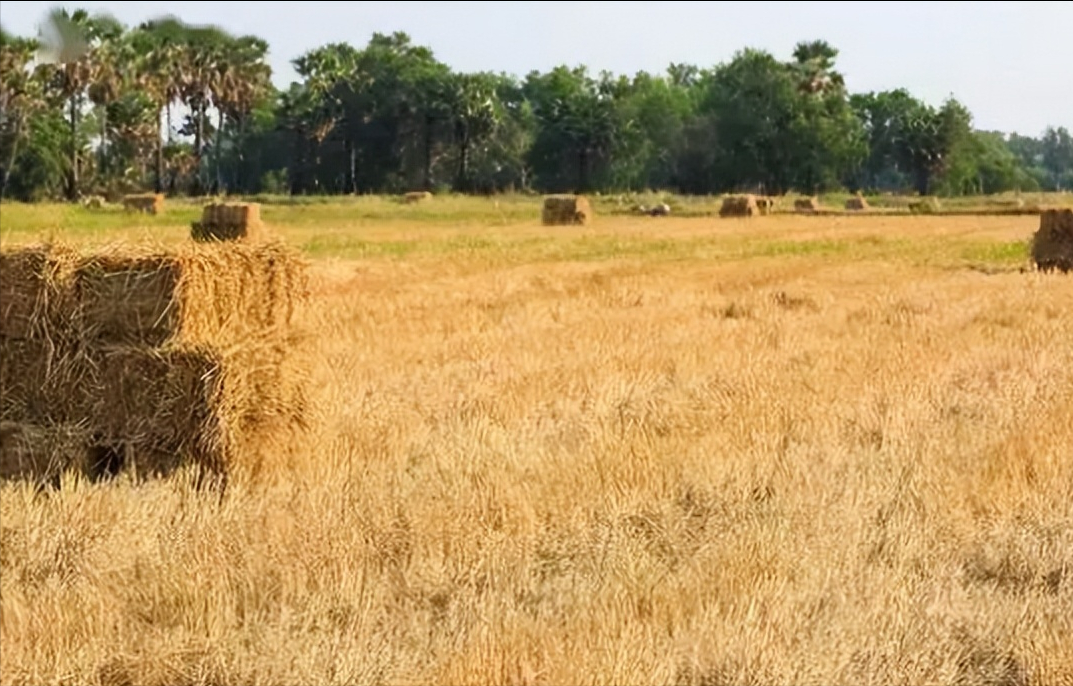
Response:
[345, 135, 357, 194]
[424, 115, 434, 191]
[67, 93, 80, 201]
[214, 109, 224, 195]
[192, 97, 205, 196]
[98, 104, 108, 180]
[578, 148, 589, 193]
[457, 133, 470, 193]
[235, 114, 245, 193]
[289, 129, 304, 196]
[914, 165, 930, 196]
[0, 117, 23, 200]
[166, 101, 173, 143]
[154, 105, 165, 194]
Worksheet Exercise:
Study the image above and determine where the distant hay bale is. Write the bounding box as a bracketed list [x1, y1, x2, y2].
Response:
[719, 195, 759, 218]
[1031, 208, 1073, 273]
[908, 197, 942, 214]
[122, 193, 164, 215]
[191, 203, 265, 242]
[794, 197, 820, 213]
[755, 197, 775, 215]
[649, 203, 671, 217]
[845, 193, 870, 211]
[403, 191, 433, 204]
[0, 240, 314, 486]
[542, 195, 592, 226]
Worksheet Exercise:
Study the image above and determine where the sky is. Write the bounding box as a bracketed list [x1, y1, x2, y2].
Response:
[1, 0, 1070, 136]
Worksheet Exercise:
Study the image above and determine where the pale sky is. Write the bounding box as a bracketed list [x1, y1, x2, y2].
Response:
[1, 0, 1069, 136]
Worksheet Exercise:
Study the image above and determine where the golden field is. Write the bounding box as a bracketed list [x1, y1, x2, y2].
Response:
[1, 198, 1071, 686]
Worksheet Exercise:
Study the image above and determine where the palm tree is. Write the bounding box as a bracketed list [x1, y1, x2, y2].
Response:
[791, 40, 845, 96]
[0, 29, 43, 199]
[217, 35, 271, 193]
[447, 72, 500, 192]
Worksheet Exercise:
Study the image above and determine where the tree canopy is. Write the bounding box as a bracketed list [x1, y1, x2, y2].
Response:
[1, 12, 1069, 201]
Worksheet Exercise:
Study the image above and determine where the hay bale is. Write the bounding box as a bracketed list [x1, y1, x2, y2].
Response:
[0, 245, 81, 340]
[0, 338, 94, 424]
[649, 203, 671, 217]
[74, 241, 308, 347]
[719, 195, 759, 218]
[542, 195, 592, 226]
[1031, 208, 1073, 273]
[82, 195, 107, 210]
[794, 197, 820, 213]
[122, 193, 164, 215]
[908, 197, 942, 214]
[191, 202, 265, 242]
[845, 193, 870, 211]
[403, 191, 433, 204]
[755, 197, 775, 215]
[0, 421, 94, 484]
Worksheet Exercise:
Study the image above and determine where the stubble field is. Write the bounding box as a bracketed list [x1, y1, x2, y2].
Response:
[1, 200, 1071, 685]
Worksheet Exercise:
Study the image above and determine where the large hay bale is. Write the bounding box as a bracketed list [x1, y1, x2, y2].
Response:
[403, 191, 433, 204]
[755, 197, 775, 216]
[794, 197, 820, 213]
[1031, 208, 1073, 273]
[542, 195, 592, 226]
[122, 193, 164, 215]
[0, 239, 313, 486]
[719, 195, 759, 218]
[74, 241, 308, 347]
[845, 193, 870, 211]
[0, 421, 94, 484]
[191, 202, 265, 242]
[0, 245, 80, 340]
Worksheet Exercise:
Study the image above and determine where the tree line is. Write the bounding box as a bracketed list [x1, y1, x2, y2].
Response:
[2, 8, 1071, 202]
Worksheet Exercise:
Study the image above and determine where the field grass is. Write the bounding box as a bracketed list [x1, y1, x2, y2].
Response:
[1, 196, 1071, 686]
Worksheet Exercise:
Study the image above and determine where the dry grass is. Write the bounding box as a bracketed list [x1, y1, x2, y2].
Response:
[1, 207, 1072, 686]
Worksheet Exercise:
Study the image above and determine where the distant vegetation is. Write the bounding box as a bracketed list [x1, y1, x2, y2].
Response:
[1, 8, 1071, 203]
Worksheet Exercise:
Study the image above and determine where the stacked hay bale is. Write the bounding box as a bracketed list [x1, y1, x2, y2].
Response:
[542, 195, 592, 226]
[122, 193, 164, 215]
[845, 193, 869, 211]
[403, 191, 433, 204]
[192, 202, 265, 242]
[719, 195, 759, 218]
[794, 197, 821, 213]
[0, 240, 311, 486]
[1031, 208, 1073, 273]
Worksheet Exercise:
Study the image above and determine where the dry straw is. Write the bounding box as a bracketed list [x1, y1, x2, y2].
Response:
[542, 195, 593, 226]
[403, 191, 433, 204]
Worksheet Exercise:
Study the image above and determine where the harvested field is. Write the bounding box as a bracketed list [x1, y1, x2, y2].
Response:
[1, 203, 1071, 685]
